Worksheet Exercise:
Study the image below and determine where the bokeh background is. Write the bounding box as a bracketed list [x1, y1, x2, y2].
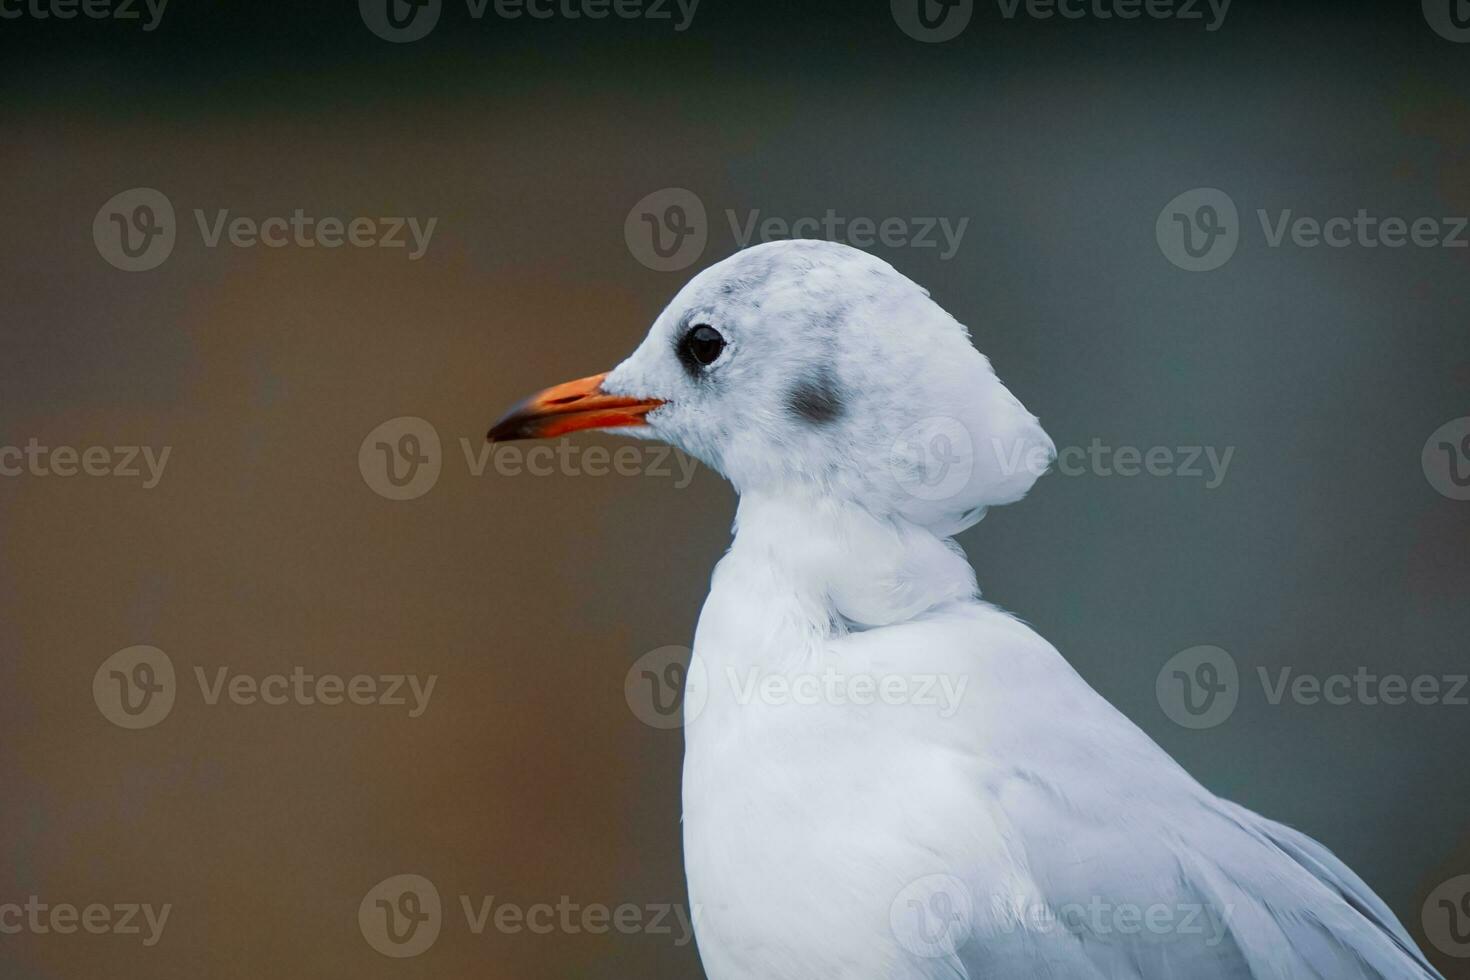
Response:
[2, 0, 1468, 976]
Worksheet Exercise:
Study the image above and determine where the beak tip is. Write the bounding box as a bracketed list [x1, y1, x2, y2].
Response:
[485, 418, 523, 443]
[486, 372, 662, 446]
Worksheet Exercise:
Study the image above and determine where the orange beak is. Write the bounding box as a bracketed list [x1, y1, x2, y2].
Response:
[486, 372, 664, 443]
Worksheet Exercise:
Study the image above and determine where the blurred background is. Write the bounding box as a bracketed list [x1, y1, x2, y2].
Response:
[1, 0, 1468, 976]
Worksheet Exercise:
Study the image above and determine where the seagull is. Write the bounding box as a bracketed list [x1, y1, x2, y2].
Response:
[487, 240, 1442, 979]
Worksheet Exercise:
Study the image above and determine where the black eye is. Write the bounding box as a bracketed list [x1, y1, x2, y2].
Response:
[681, 324, 727, 368]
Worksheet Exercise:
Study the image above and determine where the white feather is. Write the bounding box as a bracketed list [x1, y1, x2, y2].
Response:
[602, 241, 1439, 980]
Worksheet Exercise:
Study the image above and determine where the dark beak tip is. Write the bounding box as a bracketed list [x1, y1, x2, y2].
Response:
[485, 418, 523, 443]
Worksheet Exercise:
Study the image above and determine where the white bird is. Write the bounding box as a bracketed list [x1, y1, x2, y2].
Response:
[487, 240, 1441, 979]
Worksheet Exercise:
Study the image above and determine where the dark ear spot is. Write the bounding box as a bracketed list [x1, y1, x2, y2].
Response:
[788, 373, 845, 425]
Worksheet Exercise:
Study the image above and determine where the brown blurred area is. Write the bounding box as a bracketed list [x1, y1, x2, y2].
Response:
[0, 106, 731, 977]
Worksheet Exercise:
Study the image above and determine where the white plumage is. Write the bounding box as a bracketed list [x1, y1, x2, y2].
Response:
[497, 239, 1442, 979]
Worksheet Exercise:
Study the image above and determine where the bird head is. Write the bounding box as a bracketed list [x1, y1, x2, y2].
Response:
[488, 240, 1053, 536]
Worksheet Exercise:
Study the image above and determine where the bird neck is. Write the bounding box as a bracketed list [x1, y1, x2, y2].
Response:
[714, 488, 980, 653]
